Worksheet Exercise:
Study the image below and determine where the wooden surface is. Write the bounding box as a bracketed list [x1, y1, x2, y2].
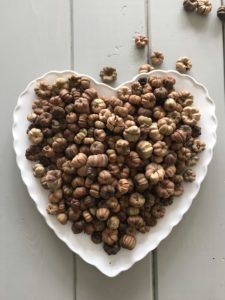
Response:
[150, 1, 225, 299]
[0, 1, 74, 300]
[1, 0, 224, 299]
[74, 2, 153, 299]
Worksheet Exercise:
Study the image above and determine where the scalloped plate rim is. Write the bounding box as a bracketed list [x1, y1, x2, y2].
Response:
[12, 70, 217, 277]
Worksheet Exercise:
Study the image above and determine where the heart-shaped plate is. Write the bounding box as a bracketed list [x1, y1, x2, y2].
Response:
[13, 70, 217, 277]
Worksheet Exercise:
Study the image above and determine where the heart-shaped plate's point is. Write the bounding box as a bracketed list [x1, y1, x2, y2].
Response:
[12, 70, 217, 277]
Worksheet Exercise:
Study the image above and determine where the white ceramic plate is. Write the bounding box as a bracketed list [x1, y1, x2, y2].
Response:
[13, 70, 217, 277]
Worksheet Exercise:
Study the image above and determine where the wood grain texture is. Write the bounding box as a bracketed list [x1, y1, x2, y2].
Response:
[0, 1, 74, 300]
[149, 1, 225, 299]
[73, 1, 153, 299]
[73, 0, 148, 85]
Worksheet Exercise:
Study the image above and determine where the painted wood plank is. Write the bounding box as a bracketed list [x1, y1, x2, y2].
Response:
[149, 1, 225, 299]
[76, 256, 152, 300]
[0, 1, 74, 300]
[73, 1, 153, 299]
[73, 0, 148, 85]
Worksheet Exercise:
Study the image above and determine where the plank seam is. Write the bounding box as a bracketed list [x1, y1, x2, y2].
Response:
[70, 0, 76, 299]
[222, 0, 225, 97]
[146, 2, 156, 299]
[152, 250, 158, 300]
[147, 1, 157, 299]
[145, 0, 152, 63]
[70, 0, 75, 70]
[73, 255, 77, 300]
